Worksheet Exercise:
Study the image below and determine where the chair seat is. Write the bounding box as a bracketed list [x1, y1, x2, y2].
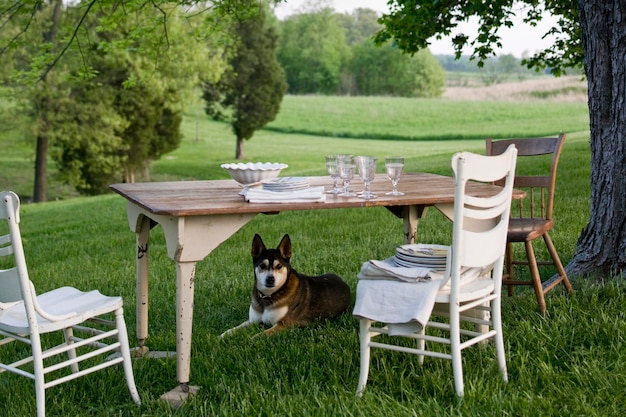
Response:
[507, 218, 554, 242]
[0, 286, 122, 334]
[436, 277, 495, 303]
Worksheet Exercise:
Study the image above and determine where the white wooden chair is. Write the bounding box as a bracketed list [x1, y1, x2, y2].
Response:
[355, 146, 517, 397]
[0, 191, 140, 416]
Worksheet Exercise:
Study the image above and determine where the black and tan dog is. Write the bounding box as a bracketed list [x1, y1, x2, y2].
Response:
[220, 234, 351, 337]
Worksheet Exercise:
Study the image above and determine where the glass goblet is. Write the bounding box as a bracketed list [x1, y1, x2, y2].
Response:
[325, 155, 341, 194]
[338, 156, 356, 197]
[356, 156, 378, 199]
[385, 156, 405, 196]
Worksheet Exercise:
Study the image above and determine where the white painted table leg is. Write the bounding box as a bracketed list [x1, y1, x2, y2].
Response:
[136, 215, 150, 351]
[160, 260, 200, 404]
[403, 205, 428, 244]
[125, 204, 257, 405]
[174, 260, 196, 386]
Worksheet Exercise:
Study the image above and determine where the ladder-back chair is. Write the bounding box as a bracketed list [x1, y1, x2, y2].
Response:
[0, 191, 141, 417]
[486, 135, 573, 314]
[355, 146, 517, 397]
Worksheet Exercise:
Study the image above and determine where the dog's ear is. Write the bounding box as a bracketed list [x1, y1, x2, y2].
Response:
[251, 234, 266, 258]
[277, 234, 292, 261]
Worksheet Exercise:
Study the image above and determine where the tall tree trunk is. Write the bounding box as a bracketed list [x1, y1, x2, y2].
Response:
[32, 0, 63, 202]
[569, 0, 626, 277]
[235, 136, 245, 159]
[32, 132, 48, 202]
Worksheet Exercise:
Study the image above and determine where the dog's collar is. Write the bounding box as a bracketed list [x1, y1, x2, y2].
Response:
[257, 292, 272, 299]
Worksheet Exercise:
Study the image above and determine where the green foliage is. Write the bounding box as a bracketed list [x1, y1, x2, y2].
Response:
[203, 5, 287, 159]
[336, 7, 382, 46]
[277, 7, 350, 94]
[277, 7, 446, 98]
[376, 1, 584, 75]
[349, 40, 445, 97]
[411, 47, 446, 97]
[1, 1, 230, 195]
[47, 84, 129, 195]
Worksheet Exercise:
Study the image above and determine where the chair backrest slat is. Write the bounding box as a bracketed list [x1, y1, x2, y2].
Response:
[0, 268, 22, 304]
[449, 145, 517, 285]
[0, 191, 31, 307]
[0, 233, 13, 257]
[486, 134, 565, 220]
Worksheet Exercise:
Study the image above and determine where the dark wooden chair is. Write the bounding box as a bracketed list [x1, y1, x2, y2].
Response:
[486, 135, 573, 314]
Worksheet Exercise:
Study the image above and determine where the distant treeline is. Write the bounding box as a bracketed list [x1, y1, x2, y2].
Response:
[274, 7, 445, 97]
[274, 7, 548, 96]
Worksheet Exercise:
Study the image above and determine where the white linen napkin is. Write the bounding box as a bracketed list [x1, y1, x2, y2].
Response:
[244, 186, 326, 203]
[352, 255, 487, 336]
[353, 278, 443, 336]
[358, 257, 435, 282]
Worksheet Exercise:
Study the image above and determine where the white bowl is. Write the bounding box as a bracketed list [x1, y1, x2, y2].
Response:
[221, 162, 288, 186]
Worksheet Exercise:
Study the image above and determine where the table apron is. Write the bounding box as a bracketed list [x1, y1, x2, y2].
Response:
[127, 203, 257, 262]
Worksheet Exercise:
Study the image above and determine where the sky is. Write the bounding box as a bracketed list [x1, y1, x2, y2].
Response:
[273, 0, 558, 58]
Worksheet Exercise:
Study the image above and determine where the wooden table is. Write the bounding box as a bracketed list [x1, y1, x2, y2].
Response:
[110, 172, 519, 403]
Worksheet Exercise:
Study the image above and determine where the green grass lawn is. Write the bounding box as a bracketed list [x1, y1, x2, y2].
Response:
[3, 94, 623, 416]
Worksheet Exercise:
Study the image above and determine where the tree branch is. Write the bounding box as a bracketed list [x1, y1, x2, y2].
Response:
[0, 2, 38, 56]
[38, 0, 98, 81]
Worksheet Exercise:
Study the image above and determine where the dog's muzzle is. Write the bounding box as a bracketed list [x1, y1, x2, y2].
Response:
[265, 276, 275, 287]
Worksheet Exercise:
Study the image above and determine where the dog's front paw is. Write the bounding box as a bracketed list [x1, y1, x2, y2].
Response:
[219, 320, 252, 339]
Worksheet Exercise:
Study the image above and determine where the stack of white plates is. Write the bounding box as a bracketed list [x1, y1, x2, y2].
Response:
[262, 177, 310, 192]
[394, 244, 448, 271]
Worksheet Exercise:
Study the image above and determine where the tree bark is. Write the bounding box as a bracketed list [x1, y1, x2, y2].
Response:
[235, 136, 245, 160]
[32, 0, 64, 203]
[569, 0, 626, 278]
[32, 133, 48, 202]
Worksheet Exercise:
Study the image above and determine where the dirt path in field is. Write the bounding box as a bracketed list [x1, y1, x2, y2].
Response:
[442, 75, 588, 102]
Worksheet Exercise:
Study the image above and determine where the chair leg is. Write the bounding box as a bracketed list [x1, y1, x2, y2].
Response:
[449, 308, 464, 396]
[115, 308, 141, 404]
[417, 326, 426, 365]
[31, 333, 46, 417]
[491, 298, 508, 383]
[543, 233, 574, 294]
[356, 319, 372, 396]
[63, 327, 79, 374]
[505, 242, 515, 296]
[525, 241, 547, 314]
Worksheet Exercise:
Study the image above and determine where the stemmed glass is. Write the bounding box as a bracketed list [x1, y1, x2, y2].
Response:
[356, 156, 378, 199]
[325, 155, 342, 194]
[385, 156, 405, 196]
[338, 155, 356, 197]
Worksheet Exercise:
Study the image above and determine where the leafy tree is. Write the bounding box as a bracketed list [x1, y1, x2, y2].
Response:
[349, 40, 444, 97]
[1, 1, 229, 196]
[277, 7, 350, 94]
[203, 6, 287, 159]
[46, 85, 128, 195]
[376, 0, 625, 278]
[0, 0, 251, 199]
[336, 8, 382, 46]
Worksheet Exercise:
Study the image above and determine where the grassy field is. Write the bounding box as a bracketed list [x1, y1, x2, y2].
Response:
[2, 81, 589, 200]
[3, 87, 624, 416]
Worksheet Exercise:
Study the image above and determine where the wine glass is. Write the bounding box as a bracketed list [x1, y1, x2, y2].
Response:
[338, 155, 356, 197]
[385, 156, 405, 196]
[325, 155, 342, 194]
[356, 156, 378, 199]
